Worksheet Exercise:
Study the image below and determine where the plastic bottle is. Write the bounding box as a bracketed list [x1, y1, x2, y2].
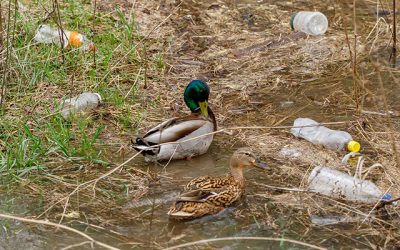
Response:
[60, 92, 102, 119]
[308, 166, 392, 203]
[290, 11, 328, 36]
[34, 24, 95, 51]
[291, 118, 360, 152]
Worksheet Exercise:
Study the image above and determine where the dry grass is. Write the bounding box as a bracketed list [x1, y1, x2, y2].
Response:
[1, 0, 400, 248]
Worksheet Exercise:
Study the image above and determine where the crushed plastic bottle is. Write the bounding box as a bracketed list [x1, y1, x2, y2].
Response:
[291, 118, 360, 152]
[34, 24, 95, 51]
[60, 92, 102, 119]
[308, 166, 392, 203]
[290, 11, 328, 36]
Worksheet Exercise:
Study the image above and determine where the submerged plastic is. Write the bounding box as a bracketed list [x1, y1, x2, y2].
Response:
[34, 24, 95, 51]
[308, 166, 391, 203]
[291, 118, 360, 152]
[60, 92, 102, 119]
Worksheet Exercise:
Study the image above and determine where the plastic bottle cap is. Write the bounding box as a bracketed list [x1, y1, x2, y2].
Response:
[382, 193, 392, 200]
[347, 140, 360, 152]
[290, 13, 297, 31]
[94, 93, 102, 103]
[68, 31, 84, 47]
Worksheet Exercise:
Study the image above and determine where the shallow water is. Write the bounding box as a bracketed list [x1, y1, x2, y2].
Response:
[2, 0, 400, 249]
[0, 144, 380, 249]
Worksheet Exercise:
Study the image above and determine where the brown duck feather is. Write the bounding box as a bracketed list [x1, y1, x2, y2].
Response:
[168, 185, 242, 220]
[168, 148, 268, 220]
[184, 175, 237, 191]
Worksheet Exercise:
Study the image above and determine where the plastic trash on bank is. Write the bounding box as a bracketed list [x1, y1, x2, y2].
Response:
[60, 92, 102, 119]
[308, 166, 392, 204]
[34, 24, 95, 51]
[290, 11, 328, 36]
[291, 118, 360, 152]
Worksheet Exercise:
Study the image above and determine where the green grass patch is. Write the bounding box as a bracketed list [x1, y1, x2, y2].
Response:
[0, 0, 162, 184]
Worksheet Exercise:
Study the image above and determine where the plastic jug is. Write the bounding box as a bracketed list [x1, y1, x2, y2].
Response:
[34, 24, 95, 51]
[290, 11, 328, 36]
[291, 118, 360, 152]
[308, 166, 392, 203]
[60, 92, 101, 119]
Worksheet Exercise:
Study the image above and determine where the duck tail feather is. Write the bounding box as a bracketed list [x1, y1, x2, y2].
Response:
[131, 138, 158, 155]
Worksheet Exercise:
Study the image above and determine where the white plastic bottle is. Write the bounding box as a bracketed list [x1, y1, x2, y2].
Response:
[291, 118, 360, 152]
[60, 92, 102, 119]
[308, 166, 392, 203]
[290, 11, 328, 36]
[34, 24, 95, 51]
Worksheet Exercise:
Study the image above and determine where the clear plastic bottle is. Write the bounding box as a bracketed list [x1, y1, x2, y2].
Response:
[308, 166, 392, 203]
[60, 92, 102, 119]
[291, 118, 361, 152]
[34, 24, 95, 51]
[290, 11, 328, 36]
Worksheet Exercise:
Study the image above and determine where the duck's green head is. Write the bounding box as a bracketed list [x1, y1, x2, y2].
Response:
[184, 80, 210, 117]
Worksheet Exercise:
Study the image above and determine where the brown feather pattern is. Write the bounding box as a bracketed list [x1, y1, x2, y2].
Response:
[168, 148, 266, 220]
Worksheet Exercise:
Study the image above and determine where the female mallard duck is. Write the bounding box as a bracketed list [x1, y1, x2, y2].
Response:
[168, 148, 268, 220]
[132, 80, 217, 162]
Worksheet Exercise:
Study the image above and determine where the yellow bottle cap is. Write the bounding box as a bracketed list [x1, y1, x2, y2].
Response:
[68, 31, 83, 47]
[347, 140, 361, 152]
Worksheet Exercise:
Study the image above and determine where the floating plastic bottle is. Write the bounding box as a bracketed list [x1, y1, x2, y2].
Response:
[290, 11, 328, 36]
[291, 118, 360, 152]
[34, 24, 95, 51]
[308, 166, 392, 203]
[60, 92, 102, 119]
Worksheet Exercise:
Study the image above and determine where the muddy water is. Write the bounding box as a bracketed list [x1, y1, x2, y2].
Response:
[0, 146, 340, 250]
[2, 0, 400, 249]
[0, 143, 377, 249]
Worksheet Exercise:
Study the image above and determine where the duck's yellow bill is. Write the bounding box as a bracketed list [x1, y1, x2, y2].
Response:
[199, 101, 209, 118]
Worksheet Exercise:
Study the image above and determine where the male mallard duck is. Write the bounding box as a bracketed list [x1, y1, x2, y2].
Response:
[132, 80, 217, 162]
[168, 148, 268, 220]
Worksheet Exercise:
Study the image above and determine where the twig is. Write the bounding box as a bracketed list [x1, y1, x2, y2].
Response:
[0, 213, 119, 250]
[162, 145, 178, 171]
[375, 196, 400, 210]
[253, 182, 307, 192]
[61, 241, 92, 250]
[0, 0, 12, 108]
[352, 0, 361, 109]
[92, 0, 96, 69]
[124, 68, 142, 99]
[164, 236, 326, 250]
[361, 185, 393, 225]
[390, 0, 396, 64]
[53, 0, 65, 63]
[0, 0, 3, 107]
[0, 0, 2, 52]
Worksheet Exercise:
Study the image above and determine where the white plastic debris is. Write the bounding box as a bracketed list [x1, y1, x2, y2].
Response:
[291, 118, 360, 152]
[290, 11, 328, 36]
[60, 92, 102, 119]
[279, 147, 302, 158]
[34, 24, 95, 51]
[308, 166, 392, 203]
